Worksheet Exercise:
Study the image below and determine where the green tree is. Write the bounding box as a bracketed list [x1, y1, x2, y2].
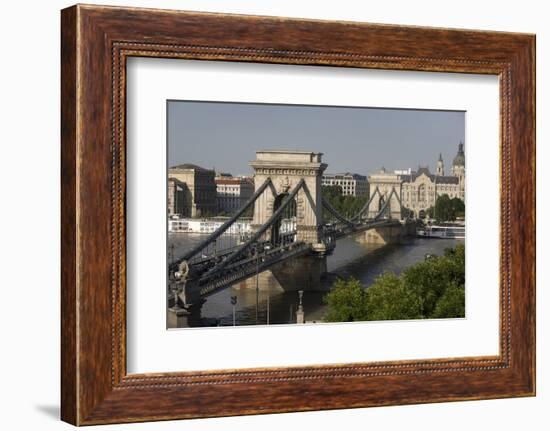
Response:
[402, 244, 465, 316]
[322, 185, 343, 201]
[401, 206, 414, 219]
[443, 243, 466, 285]
[321, 185, 370, 220]
[450, 197, 465, 219]
[431, 283, 465, 318]
[323, 244, 466, 322]
[364, 273, 423, 321]
[434, 193, 451, 221]
[323, 277, 369, 322]
[432, 194, 465, 222]
[426, 206, 435, 219]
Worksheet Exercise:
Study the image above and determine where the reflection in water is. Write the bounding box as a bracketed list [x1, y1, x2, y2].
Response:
[168, 233, 464, 326]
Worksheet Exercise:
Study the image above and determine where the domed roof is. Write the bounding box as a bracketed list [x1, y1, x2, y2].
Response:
[453, 142, 465, 167]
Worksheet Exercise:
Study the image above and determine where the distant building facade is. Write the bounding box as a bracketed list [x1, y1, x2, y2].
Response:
[368, 143, 466, 218]
[167, 177, 190, 216]
[215, 175, 254, 214]
[322, 172, 369, 197]
[168, 164, 217, 217]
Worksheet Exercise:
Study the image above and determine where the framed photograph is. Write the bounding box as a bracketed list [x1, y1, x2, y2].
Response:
[61, 4, 535, 425]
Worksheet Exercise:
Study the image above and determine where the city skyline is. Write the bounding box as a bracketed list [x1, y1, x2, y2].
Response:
[168, 100, 465, 177]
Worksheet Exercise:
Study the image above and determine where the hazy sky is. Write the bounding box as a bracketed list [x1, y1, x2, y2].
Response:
[168, 101, 465, 177]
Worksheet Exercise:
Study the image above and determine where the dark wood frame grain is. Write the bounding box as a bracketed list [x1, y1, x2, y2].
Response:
[61, 4, 535, 426]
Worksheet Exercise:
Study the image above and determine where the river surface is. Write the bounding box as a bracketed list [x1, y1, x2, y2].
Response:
[168, 233, 463, 327]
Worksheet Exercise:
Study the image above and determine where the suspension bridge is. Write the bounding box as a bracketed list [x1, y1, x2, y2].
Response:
[169, 151, 414, 326]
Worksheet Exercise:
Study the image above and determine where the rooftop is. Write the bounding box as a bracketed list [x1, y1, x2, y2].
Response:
[215, 177, 254, 185]
[254, 150, 323, 164]
[402, 167, 459, 184]
[323, 172, 367, 180]
[169, 163, 214, 172]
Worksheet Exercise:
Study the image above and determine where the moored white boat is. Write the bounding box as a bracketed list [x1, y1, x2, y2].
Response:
[417, 223, 465, 239]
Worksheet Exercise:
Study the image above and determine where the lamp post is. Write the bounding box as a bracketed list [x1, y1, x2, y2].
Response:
[231, 295, 237, 327]
[296, 290, 305, 324]
[256, 254, 259, 325]
[266, 289, 270, 325]
[252, 244, 259, 325]
[169, 243, 175, 265]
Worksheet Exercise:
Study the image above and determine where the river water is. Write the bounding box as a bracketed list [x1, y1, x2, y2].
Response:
[168, 233, 463, 327]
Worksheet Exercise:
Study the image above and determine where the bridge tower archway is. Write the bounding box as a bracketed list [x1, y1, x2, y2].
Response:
[271, 192, 297, 245]
[378, 195, 386, 212]
[367, 186, 404, 220]
[249, 150, 327, 246]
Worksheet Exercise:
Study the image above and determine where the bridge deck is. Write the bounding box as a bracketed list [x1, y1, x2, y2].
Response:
[192, 241, 311, 298]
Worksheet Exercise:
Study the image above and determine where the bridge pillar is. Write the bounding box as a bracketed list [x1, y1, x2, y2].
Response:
[167, 302, 203, 328]
[167, 276, 205, 328]
[363, 223, 407, 245]
[271, 254, 327, 291]
[235, 254, 328, 292]
[367, 170, 403, 219]
[249, 150, 327, 246]
[167, 294, 205, 328]
[363, 222, 416, 245]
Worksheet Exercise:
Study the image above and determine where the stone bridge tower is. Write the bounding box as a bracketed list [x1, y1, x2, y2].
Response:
[250, 150, 327, 246]
[366, 168, 403, 219]
[246, 150, 329, 293]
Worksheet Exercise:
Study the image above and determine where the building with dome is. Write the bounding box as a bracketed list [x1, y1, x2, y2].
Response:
[367, 142, 465, 219]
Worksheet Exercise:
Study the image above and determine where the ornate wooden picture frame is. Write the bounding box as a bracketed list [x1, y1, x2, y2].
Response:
[61, 4, 535, 425]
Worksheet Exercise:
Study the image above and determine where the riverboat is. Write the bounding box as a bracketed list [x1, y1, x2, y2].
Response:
[168, 217, 252, 234]
[168, 216, 296, 235]
[416, 223, 465, 239]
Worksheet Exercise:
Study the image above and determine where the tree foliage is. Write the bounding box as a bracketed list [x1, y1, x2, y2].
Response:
[321, 185, 370, 220]
[433, 194, 465, 222]
[401, 206, 414, 219]
[324, 244, 466, 322]
[401, 244, 464, 316]
[427, 206, 435, 219]
[431, 282, 465, 318]
[364, 273, 423, 320]
[323, 277, 369, 322]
